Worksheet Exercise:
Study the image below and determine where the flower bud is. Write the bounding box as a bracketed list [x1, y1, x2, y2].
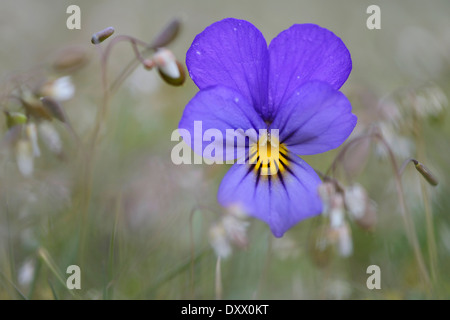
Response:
[18, 260, 35, 286]
[91, 27, 115, 44]
[209, 223, 232, 259]
[38, 122, 62, 155]
[15, 139, 34, 177]
[222, 213, 249, 249]
[318, 181, 336, 215]
[336, 223, 353, 257]
[329, 193, 345, 229]
[344, 183, 367, 220]
[39, 76, 75, 102]
[26, 123, 41, 157]
[153, 48, 185, 86]
[354, 200, 377, 231]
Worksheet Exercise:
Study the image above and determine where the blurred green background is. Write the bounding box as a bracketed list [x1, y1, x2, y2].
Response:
[0, 0, 449, 299]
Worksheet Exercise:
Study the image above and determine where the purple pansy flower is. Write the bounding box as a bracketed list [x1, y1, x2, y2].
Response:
[179, 18, 356, 237]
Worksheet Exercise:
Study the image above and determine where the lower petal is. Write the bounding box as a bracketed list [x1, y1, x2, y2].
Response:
[217, 151, 322, 237]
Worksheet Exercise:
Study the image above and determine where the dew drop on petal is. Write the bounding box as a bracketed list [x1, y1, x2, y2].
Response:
[196, 50, 201, 55]
[234, 97, 239, 103]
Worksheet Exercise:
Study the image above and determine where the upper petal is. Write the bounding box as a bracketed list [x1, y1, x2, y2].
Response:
[217, 152, 322, 237]
[179, 86, 265, 161]
[186, 18, 269, 117]
[273, 81, 357, 155]
[268, 24, 352, 116]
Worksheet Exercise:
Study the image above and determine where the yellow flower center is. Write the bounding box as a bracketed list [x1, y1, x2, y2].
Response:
[249, 131, 289, 177]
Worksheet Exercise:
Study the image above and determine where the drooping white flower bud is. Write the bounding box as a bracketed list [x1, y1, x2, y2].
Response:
[222, 213, 249, 249]
[336, 223, 353, 257]
[209, 223, 232, 259]
[355, 200, 377, 231]
[18, 259, 35, 286]
[38, 122, 62, 155]
[26, 123, 41, 157]
[15, 139, 34, 177]
[40, 76, 75, 101]
[318, 181, 336, 215]
[152, 48, 185, 86]
[329, 193, 345, 229]
[344, 183, 367, 220]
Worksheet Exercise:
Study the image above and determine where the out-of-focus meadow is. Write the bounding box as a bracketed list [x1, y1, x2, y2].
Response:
[0, 0, 449, 299]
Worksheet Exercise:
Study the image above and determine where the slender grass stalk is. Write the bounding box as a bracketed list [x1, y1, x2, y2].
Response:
[414, 119, 439, 288]
[27, 257, 41, 299]
[0, 270, 27, 300]
[78, 34, 153, 263]
[254, 234, 272, 299]
[373, 132, 432, 293]
[215, 257, 222, 300]
[141, 248, 208, 298]
[38, 247, 78, 298]
[326, 130, 432, 293]
[48, 280, 59, 300]
[189, 207, 199, 298]
[104, 194, 122, 300]
[5, 201, 17, 295]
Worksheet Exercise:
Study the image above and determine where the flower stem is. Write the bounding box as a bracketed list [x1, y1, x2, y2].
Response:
[215, 257, 222, 300]
[414, 118, 439, 289]
[373, 132, 432, 294]
[327, 130, 432, 293]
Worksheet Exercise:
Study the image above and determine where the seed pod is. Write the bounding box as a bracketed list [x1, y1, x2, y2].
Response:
[52, 46, 89, 73]
[91, 27, 115, 44]
[150, 18, 181, 48]
[412, 159, 438, 186]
